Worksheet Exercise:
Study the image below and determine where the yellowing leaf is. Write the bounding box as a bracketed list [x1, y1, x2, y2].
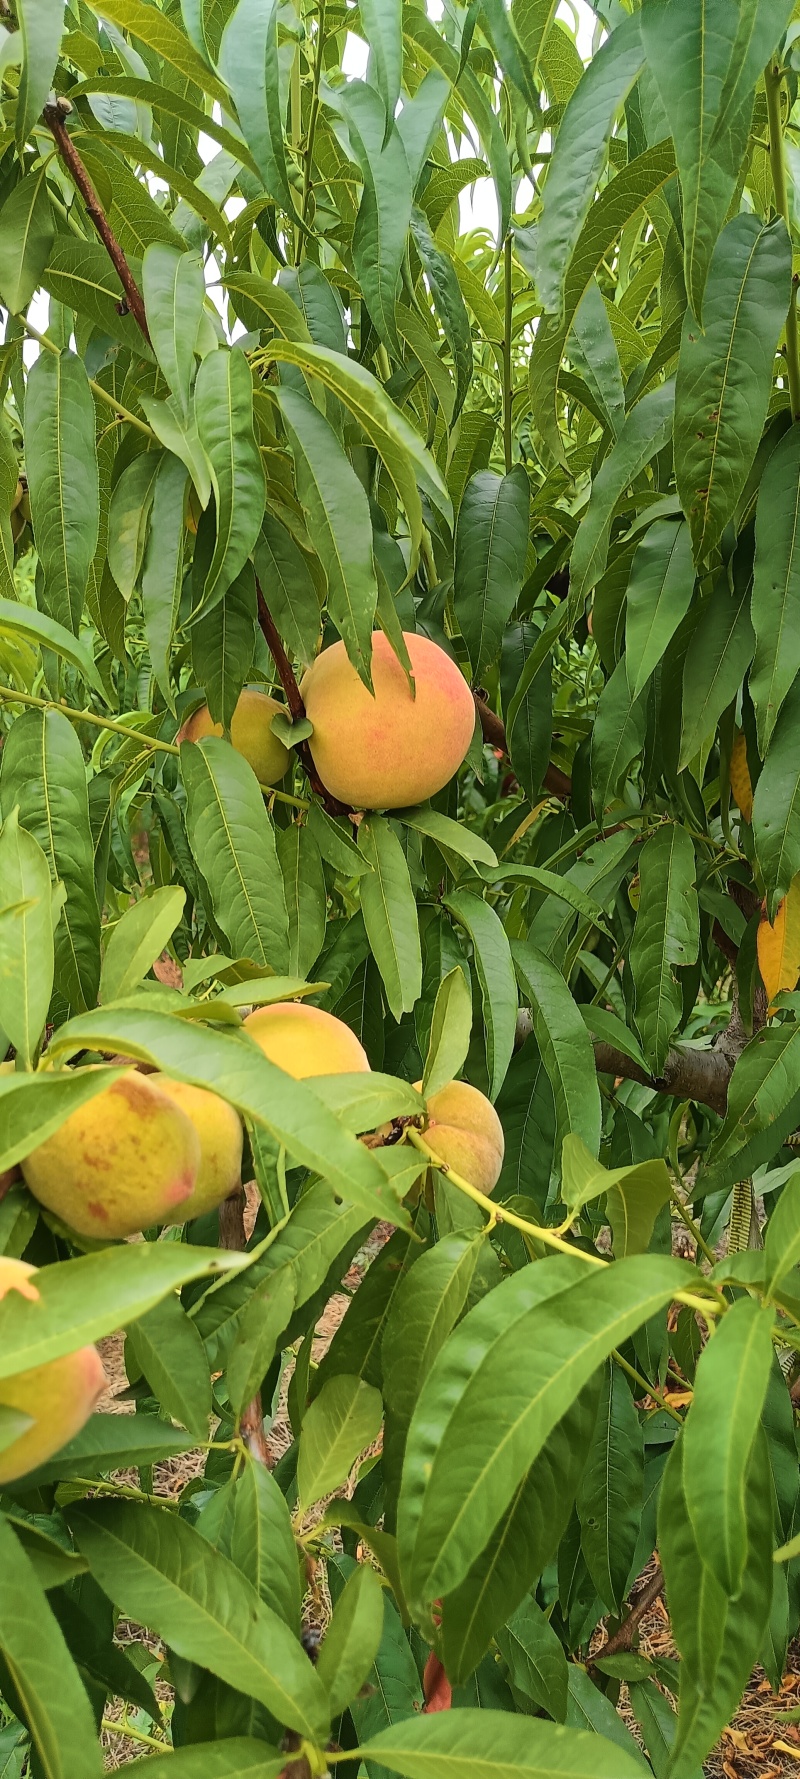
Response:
[757, 878, 800, 1007]
[730, 729, 753, 823]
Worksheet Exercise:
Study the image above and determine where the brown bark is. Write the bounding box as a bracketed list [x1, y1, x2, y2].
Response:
[589, 1562, 664, 1670]
[593, 1039, 731, 1117]
[217, 1189, 272, 1466]
[43, 102, 152, 349]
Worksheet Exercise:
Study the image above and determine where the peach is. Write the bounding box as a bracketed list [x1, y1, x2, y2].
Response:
[178, 688, 291, 785]
[0, 1257, 106, 1484]
[156, 1077, 243, 1219]
[301, 631, 475, 809]
[21, 1069, 200, 1240]
[418, 1079, 504, 1195]
[243, 1002, 370, 1078]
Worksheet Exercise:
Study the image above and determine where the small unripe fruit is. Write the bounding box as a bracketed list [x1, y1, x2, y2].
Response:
[0, 1257, 106, 1484]
[156, 1077, 244, 1219]
[301, 631, 475, 810]
[21, 1069, 200, 1239]
[244, 1002, 370, 1078]
[418, 1079, 504, 1195]
[178, 689, 291, 785]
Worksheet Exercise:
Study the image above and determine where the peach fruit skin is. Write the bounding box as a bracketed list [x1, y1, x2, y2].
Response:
[178, 689, 291, 785]
[21, 1069, 200, 1240]
[0, 1257, 106, 1484]
[301, 631, 476, 809]
[419, 1078, 505, 1195]
[157, 1077, 244, 1219]
[244, 1001, 370, 1078]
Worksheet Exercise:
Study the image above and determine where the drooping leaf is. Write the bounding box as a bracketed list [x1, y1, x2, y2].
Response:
[193, 348, 265, 618]
[337, 79, 412, 356]
[681, 1295, 774, 1596]
[409, 206, 474, 423]
[444, 892, 517, 1100]
[0, 1517, 102, 1779]
[679, 566, 754, 767]
[181, 736, 290, 973]
[15, 0, 65, 152]
[358, 815, 422, 1021]
[0, 708, 100, 1012]
[673, 215, 791, 562]
[757, 880, 800, 1008]
[0, 167, 54, 314]
[219, 0, 299, 218]
[454, 468, 530, 677]
[317, 1562, 385, 1718]
[142, 243, 204, 418]
[0, 808, 56, 1068]
[422, 967, 473, 1098]
[753, 676, 800, 917]
[629, 823, 699, 1072]
[512, 943, 601, 1156]
[297, 1374, 383, 1509]
[569, 380, 675, 611]
[561, 1134, 671, 1257]
[624, 520, 695, 699]
[141, 453, 189, 714]
[577, 1361, 644, 1614]
[24, 350, 99, 636]
[750, 420, 800, 752]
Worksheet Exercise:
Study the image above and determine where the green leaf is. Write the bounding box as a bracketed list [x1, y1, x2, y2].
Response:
[225, 1264, 296, 1416]
[0, 1518, 102, 1779]
[679, 565, 754, 766]
[316, 1562, 385, 1717]
[496, 1593, 569, 1721]
[454, 468, 530, 677]
[193, 348, 265, 618]
[15, 0, 64, 152]
[0, 1241, 245, 1380]
[682, 1296, 774, 1596]
[577, 1361, 643, 1614]
[228, 1462, 302, 1632]
[358, 815, 422, 1020]
[24, 349, 99, 636]
[398, 1252, 692, 1612]
[191, 561, 257, 730]
[561, 1133, 671, 1256]
[629, 823, 699, 1071]
[536, 15, 644, 317]
[142, 243, 204, 418]
[395, 807, 497, 870]
[0, 708, 101, 1012]
[219, 0, 298, 218]
[337, 79, 412, 356]
[479, 863, 612, 938]
[20, 1414, 195, 1487]
[82, 0, 228, 106]
[624, 520, 695, 699]
[658, 1425, 774, 1775]
[512, 942, 601, 1156]
[139, 395, 210, 510]
[569, 279, 626, 438]
[382, 1231, 481, 1489]
[702, 1022, 800, 1192]
[360, 0, 402, 142]
[277, 386, 377, 684]
[278, 823, 326, 979]
[41, 238, 153, 358]
[444, 891, 517, 1099]
[100, 886, 185, 1003]
[0, 167, 54, 313]
[68, 1501, 328, 1739]
[673, 215, 791, 561]
[750, 421, 800, 752]
[422, 967, 473, 1098]
[641, 0, 756, 323]
[569, 380, 675, 611]
[347, 1578, 422, 1750]
[108, 450, 161, 601]
[48, 1008, 402, 1223]
[181, 736, 289, 972]
[529, 141, 676, 461]
[764, 1167, 800, 1295]
[0, 809, 55, 1068]
[297, 1374, 383, 1509]
[141, 453, 189, 714]
[124, 1744, 285, 1778]
[752, 676, 800, 917]
[439, 1384, 599, 1685]
[126, 1292, 212, 1438]
[409, 206, 473, 422]
[254, 516, 320, 669]
[224, 273, 312, 344]
[266, 339, 451, 549]
[353, 1707, 645, 1776]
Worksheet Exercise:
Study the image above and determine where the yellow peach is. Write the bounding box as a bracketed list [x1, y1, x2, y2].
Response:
[156, 1077, 243, 1219]
[21, 1069, 200, 1240]
[244, 1001, 370, 1078]
[0, 1257, 106, 1484]
[418, 1078, 504, 1195]
[301, 631, 475, 809]
[178, 688, 291, 785]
